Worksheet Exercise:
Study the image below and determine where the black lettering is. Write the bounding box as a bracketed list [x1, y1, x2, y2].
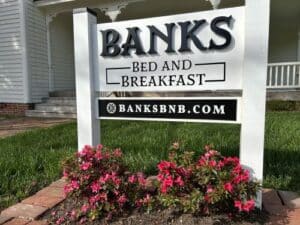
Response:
[148, 23, 176, 54]
[176, 75, 185, 86]
[121, 27, 146, 56]
[101, 29, 121, 57]
[187, 74, 195, 85]
[209, 16, 233, 50]
[122, 76, 129, 87]
[162, 61, 170, 71]
[131, 76, 139, 86]
[159, 76, 168, 86]
[132, 61, 139, 72]
[178, 20, 208, 52]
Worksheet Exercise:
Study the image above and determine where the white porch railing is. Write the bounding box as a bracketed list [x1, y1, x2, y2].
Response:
[267, 62, 300, 89]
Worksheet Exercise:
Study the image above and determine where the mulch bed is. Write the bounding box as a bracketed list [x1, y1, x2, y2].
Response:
[42, 198, 268, 225]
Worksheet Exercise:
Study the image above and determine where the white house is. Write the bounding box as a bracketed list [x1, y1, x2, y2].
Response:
[0, 0, 299, 117]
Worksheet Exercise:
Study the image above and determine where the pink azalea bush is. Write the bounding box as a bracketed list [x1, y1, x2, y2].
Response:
[54, 145, 152, 223]
[52, 144, 259, 224]
[156, 144, 260, 215]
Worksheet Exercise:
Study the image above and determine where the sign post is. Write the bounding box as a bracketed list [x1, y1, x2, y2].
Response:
[240, 0, 270, 206]
[73, 8, 100, 148]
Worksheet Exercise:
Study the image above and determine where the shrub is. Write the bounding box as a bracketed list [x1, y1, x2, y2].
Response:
[266, 100, 299, 112]
[54, 145, 152, 223]
[156, 144, 260, 215]
[53, 144, 260, 224]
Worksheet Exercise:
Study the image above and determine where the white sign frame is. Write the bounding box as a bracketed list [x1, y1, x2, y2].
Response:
[73, 0, 270, 207]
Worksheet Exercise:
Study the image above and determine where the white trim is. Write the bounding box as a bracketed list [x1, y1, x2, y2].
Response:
[298, 31, 300, 61]
[99, 117, 239, 124]
[97, 97, 242, 124]
[19, 0, 31, 103]
[35, 0, 76, 7]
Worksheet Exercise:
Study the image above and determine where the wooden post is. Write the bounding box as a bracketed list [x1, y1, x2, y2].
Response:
[73, 8, 100, 150]
[240, 0, 270, 207]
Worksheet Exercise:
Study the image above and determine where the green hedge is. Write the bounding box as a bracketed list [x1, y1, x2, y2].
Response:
[266, 101, 300, 112]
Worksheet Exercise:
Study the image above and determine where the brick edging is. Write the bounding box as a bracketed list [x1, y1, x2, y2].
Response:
[0, 179, 66, 225]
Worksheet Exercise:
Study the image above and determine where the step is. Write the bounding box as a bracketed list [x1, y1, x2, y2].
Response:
[49, 90, 76, 97]
[25, 110, 77, 119]
[46, 97, 76, 105]
[35, 105, 76, 113]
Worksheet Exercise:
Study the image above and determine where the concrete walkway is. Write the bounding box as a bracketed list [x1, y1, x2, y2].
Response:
[263, 189, 300, 224]
[0, 117, 73, 138]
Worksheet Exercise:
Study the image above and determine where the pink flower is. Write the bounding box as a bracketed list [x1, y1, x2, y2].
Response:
[63, 169, 69, 178]
[70, 180, 80, 190]
[100, 173, 110, 183]
[117, 195, 127, 206]
[90, 181, 101, 193]
[243, 199, 255, 212]
[217, 160, 225, 169]
[157, 161, 176, 171]
[234, 200, 255, 212]
[70, 210, 77, 220]
[208, 160, 217, 167]
[137, 173, 146, 186]
[63, 184, 73, 194]
[128, 175, 136, 183]
[198, 157, 206, 166]
[113, 148, 122, 157]
[224, 157, 240, 166]
[160, 175, 174, 193]
[94, 150, 103, 161]
[234, 200, 243, 211]
[56, 217, 65, 225]
[174, 176, 184, 186]
[80, 162, 92, 171]
[79, 145, 93, 157]
[206, 185, 214, 194]
[89, 194, 101, 205]
[96, 144, 103, 151]
[81, 204, 90, 213]
[144, 194, 151, 204]
[223, 182, 233, 193]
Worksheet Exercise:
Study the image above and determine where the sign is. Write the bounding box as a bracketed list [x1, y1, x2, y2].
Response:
[98, 97, 241, 123]
[96, 7, 245, 92]
[73, 0, 270, 207]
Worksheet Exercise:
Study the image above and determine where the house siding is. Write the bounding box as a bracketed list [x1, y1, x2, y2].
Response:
[50, 13, 75, 91]
[0, 0, 24, 103]
[26, 0, 49, 103]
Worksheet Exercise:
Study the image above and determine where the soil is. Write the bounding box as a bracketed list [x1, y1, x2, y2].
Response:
[42, 198, 268, 225]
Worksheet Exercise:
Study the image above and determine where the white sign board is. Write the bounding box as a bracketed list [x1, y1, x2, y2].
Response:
[96, 7, 245, 92]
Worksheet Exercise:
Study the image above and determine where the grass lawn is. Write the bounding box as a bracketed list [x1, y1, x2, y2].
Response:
[0, 112, 299, 210]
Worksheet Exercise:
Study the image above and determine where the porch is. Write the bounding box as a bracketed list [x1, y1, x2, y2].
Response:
[24, 0, 300, 118]
[35, 0, 300, 94]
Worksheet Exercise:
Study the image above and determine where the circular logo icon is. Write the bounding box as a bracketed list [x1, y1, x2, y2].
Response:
[106, 102, 117, 114]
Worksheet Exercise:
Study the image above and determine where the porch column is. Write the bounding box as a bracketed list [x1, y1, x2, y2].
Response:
[73, 8, 100, 149]
[46, 14, 56, 92]
[298, 31, 300, 61]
